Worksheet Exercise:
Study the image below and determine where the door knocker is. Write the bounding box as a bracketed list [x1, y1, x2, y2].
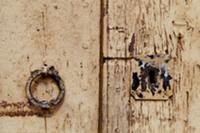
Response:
[26, 65, 65, 109]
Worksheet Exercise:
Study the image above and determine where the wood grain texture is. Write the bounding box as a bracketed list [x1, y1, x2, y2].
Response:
[102, 60, 132, 133]
[1, 0, 200, 132]
[102, 0, 200, 132]
[0, 0, 100, 133]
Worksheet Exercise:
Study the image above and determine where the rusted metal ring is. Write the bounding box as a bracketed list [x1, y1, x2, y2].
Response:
[26, 66, 65, 109]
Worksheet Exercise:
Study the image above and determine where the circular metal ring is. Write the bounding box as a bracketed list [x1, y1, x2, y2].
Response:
[26, 65, 65, 109]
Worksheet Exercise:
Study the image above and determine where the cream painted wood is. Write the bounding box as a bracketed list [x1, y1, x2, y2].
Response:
[0, 0, 100, 133]
[102, 0, 200, 132]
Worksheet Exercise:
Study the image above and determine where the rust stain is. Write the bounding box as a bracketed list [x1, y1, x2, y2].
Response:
[0, 101, 51, 117]
[0, 101, 27, 108]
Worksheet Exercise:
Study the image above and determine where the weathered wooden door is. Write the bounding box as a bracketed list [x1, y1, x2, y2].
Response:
[0, 0, 100, 133]
[1, 0, 200, 133]
[100, 0, 200, 133]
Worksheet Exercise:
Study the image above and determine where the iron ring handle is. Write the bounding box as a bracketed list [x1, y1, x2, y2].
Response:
[26, 65, 65, 109]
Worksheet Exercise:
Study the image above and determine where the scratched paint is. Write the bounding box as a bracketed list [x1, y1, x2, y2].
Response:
[101, 0, 200, 132]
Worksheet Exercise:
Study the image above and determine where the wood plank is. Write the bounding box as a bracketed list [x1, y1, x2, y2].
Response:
[102, 60, 131, 133]
[44, 0, 100, 132]
[102, 59, 197, 133]
[0, 0, 47, 132]
[105, 0, 186, 57]
[0, 0, 100, 132]
[103, 0, 200, 132]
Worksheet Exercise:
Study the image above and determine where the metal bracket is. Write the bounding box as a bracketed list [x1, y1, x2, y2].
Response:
[131, 54, 173, 100]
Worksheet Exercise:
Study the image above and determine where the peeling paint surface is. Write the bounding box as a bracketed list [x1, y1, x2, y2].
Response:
[101, 0, 200, 132]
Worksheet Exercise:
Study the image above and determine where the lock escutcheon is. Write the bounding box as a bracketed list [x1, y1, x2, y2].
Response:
[131, 54, 173, 100]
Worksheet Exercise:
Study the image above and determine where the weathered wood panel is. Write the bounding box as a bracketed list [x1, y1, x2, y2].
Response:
[102, 60, 132, 133]
[0, 0, 100, 133]
[102, 0, 200, 132]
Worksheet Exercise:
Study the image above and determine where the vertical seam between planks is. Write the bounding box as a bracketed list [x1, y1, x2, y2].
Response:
[98, 0, 105, 132]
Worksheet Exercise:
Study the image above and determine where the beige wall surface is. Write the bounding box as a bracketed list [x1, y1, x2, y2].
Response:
[0, 0, 100, 133]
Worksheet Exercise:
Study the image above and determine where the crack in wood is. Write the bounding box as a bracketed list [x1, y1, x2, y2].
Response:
[103, 57, 134, 62]
[41, 5, 48, 63]
[98, 0, 105, 132]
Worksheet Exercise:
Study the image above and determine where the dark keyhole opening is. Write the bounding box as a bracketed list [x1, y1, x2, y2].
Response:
[149, 70, 157, 84]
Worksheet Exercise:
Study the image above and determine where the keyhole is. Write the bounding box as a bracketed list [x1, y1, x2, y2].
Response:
[149, 70, 156, 84]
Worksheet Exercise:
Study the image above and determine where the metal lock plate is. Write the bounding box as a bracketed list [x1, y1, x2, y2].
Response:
[131, 54, 173, 100]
